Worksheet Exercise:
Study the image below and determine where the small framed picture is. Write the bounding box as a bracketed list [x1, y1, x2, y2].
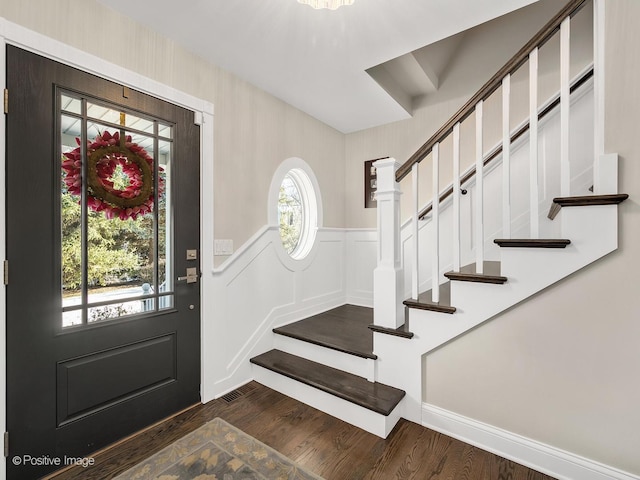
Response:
[364, 158, 387, 208]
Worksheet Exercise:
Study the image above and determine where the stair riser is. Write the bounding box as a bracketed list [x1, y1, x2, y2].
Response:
[251, 363, 402, 438]
[559, 204, 619, 246]
[273, 334, 375, 381]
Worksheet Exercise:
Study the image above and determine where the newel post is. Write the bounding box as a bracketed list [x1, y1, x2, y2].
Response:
[373, 158, 404, 329]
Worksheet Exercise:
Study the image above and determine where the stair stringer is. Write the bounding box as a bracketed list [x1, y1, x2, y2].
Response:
[374, 156, 622, 425]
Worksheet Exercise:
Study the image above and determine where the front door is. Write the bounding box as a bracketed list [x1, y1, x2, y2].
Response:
[6, 46, 201, 479]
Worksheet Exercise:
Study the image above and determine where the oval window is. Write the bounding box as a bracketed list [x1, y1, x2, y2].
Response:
[279, 173, 303, 255]
[276, 167, 318, 259]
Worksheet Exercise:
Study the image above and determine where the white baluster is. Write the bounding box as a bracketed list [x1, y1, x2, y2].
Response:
[560, 17, 571, 197]
[475, 102, 484, 274]
[529, 47, 539, 238]
[411, 163, 419, 300]
[452, 123, 461, 272]
[432, 143, 440, 303]
[502, 74, 511, 239]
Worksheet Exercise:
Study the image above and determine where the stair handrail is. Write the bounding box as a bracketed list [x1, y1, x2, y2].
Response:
[395, 0, 589, 183]
[417, 65, 594, 221]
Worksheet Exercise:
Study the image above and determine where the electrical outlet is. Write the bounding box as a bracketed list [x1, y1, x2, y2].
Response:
[214, 239, 234, 256]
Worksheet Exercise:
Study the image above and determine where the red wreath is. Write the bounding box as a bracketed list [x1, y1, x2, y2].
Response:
[62, 131, 164, 220]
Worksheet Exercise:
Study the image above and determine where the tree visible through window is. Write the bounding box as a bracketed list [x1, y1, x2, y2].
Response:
[279, 174, 303, 254]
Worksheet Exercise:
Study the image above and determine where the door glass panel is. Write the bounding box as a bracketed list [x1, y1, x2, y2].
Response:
[60, 90, 175, 328]
[158, 139, 172, 296]
[61, 114, 84, 311]
[61, 94, 81, 115]
[158, 123, 172, 139]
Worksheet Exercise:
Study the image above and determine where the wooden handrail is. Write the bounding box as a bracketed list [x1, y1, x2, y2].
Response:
[417, 66, 593, 220]
[396, 0, 589, 183]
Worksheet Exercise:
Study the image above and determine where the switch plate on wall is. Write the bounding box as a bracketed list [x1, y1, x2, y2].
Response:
[214, 239, 234, 256]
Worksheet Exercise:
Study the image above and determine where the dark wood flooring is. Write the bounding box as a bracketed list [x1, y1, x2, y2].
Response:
[47, 382, 557, 480]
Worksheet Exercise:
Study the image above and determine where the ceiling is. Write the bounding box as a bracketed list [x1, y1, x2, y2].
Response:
[96, 0, 540, 133]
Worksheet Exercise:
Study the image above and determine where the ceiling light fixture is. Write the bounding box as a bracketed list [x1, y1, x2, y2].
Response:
[297, 0, 354, 10]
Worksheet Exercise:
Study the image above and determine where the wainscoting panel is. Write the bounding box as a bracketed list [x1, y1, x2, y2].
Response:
[301, 231, 345, 303]
[345, 229, 377, 307]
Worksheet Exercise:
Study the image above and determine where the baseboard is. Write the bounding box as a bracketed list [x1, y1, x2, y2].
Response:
[421, 403, 639, 480]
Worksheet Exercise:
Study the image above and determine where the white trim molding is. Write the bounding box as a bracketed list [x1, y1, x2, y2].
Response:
[422, 403, 640, 480]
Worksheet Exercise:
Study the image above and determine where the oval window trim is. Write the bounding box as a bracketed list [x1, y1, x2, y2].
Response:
[268, 158, 322, 263]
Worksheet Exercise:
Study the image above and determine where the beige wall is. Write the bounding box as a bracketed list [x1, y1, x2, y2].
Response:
[0, 0, 346, 253]
[422, 0, 640, 475]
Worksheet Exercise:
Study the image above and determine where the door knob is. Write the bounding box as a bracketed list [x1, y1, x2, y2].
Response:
[177, 267, 198, 283]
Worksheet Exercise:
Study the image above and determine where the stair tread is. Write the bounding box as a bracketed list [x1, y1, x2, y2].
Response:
[273, 305, 376, 359]
[368, 323, 414, 339]
[494, 238, 571, 248]
[548, 193, 629, 219]
[403, 281, 456, 314]
[250, 349, 405, 416]
[444, 261, 507, 284]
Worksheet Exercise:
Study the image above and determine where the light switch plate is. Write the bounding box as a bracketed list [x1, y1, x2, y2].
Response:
[214, 239, 234, 256]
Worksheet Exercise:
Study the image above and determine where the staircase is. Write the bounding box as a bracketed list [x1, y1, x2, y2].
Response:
[250, 305, 405, 437]
[251, 0, 629, 440]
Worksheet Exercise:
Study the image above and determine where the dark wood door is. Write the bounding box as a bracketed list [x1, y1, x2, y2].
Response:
[5, 46, 201, 479]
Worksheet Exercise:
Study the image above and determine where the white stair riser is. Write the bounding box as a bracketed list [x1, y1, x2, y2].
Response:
[251, 363, 402, 438]
[273, 334, 376, 380]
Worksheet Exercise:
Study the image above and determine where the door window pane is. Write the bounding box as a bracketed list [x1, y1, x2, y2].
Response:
[60, 91, 174, 328]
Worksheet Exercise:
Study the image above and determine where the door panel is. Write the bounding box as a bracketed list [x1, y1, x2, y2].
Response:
[56, 334, 177, 425]
[6, 46, 201, 479]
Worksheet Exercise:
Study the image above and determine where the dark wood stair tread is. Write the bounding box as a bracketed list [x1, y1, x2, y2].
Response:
[494, 239, 571, 248]
[444, 261, 507, 284]
[403, 281, 456, 314]
[273, 305, 376, 360]
[250, 350, 405, 416]
[548, 193, 629, 219]
[368, 323, 414, 339]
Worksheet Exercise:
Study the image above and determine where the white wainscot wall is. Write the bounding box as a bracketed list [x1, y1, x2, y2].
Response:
[202, 226, 378, 400]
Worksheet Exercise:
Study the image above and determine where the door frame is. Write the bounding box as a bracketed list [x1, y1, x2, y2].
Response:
[0, 17, 215, 476]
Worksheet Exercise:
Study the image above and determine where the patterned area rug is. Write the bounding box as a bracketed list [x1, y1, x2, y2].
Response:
[114, 417, 324, 480]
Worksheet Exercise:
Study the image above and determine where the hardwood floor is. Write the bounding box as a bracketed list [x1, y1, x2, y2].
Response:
[46, 382, 556, 480]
